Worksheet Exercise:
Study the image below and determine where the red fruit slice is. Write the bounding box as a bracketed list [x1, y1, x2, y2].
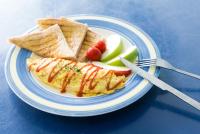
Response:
[95, 40, 106, 53]
[86, 47, 102, 61]
[112, 70, 132, 77]
[92, 61, 132, 76]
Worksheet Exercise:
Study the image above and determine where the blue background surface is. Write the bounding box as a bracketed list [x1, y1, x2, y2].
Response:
[0, 0, 200, 133]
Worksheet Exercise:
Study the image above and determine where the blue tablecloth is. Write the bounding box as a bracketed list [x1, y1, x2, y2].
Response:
[0, 0, 199, 133]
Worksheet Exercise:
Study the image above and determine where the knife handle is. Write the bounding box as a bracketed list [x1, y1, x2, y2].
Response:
[143, 67, 200, 111]
[142, 67, 200, 111]
[151, 75, 200, 111]
[139, 67, 200, 110]
[120, 57, 200, 111]
[166, 86, 200, 111]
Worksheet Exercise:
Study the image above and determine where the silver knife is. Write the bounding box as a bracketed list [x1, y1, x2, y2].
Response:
[120, 57, 200, 111]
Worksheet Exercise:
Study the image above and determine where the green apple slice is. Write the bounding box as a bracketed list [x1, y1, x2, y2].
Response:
[101, 34, 123, 62]
[106, 45, 138, 66]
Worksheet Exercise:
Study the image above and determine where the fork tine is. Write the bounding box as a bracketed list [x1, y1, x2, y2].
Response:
[136, 60, 156, 65]
[135, 58, 156, 64]
[135, 58, 157, 67]
[138, 64, 156, 67]
[135, 59, 156, 65]
[137, 62, 156, 67]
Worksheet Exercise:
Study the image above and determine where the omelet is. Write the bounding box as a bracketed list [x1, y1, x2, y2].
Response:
[27, 57, 128, 97]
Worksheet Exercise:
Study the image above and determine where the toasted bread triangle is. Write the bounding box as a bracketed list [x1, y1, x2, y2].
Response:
[37, 18, 88, 57]
[9, 24, 76, 59]
[37, 17, 101, 61]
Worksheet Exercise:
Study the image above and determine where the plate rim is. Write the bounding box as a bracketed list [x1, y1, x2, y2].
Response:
[4, 14, 161, 117]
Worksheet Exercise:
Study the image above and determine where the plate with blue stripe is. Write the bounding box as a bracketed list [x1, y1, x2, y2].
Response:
[5, 15, 160, 117]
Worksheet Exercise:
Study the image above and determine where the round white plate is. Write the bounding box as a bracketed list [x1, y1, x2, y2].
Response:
[5, 15, 160, 116]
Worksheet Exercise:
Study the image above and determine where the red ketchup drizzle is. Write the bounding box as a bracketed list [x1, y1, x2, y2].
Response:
[28, 58, 44, 71]
[61, 62, 77, 93]
[102, 71, 124, 91]
[48, 60, 74, 82]
[28, 63, 37, 71]
[31, 58, 124, 97]
[36, 58, 58, 72]
[77, 64, 94, 97]
[88, 67, 102, 89]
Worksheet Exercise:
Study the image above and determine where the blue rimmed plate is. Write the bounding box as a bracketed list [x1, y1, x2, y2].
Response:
[5, 15, 160, 117]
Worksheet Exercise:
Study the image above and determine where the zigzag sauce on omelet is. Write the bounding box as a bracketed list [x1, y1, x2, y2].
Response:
[28, 58, 124, 97]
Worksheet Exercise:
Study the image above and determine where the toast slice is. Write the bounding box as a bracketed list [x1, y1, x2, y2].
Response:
[37, 17, 101, 61]
[37, 18, 88, 58]
[9, 24, 76, 59]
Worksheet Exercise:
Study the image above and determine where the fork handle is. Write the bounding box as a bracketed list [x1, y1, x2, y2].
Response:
[172, 67, 200, 80]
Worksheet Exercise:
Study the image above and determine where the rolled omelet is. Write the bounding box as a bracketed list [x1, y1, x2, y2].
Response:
[27, 57, 127, 97]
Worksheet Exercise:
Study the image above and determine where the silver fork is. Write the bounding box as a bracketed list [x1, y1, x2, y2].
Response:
[135, 58, 200, 80]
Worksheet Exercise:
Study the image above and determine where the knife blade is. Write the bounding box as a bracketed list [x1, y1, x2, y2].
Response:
[120, 57, 200, 111]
